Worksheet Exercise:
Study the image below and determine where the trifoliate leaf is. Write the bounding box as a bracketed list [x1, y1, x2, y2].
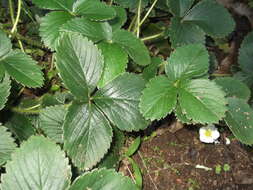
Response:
[31, 0, 74, 11]
[224, 97, 253, 145]
[183, 0, 235, 37]
[139, 76, 177, 121]
[109, 6, 127, 31]
[165, 44, 209, 82]
[5, 113, 36, 141]
[73, 0, 116, 21]
[69, 168, 138, 190]
[179, 79, 227, 124]
[1, 50, 44, 88]
[215, 77, 251, 101]
[97, 42, 128, 88]
[94, 73, 148, 131]
[0, 30, 11, 58]
[0, 125, 16, 166]
[113, 29, 151, 66]
[238, 31, 253, 73]
[0, 74, 11, 110]
[1, 136, 71, 190]
[64, 102, 113, 170]
[169, 17, 205, 48]
[39, 105, 66, 143]
[60, 17, 112, 42]
[169, 0, 195, 17]
[56, 33, 104, 102]
[39, 11, 73, 50]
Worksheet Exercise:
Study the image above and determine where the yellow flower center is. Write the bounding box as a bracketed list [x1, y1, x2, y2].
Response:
[204, 129, 212, 137]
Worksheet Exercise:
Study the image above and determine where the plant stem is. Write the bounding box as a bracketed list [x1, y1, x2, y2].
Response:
[8, 0, 15, 24]
[11, 0, 22, 33]
[134, 0, 158, 33]
[109, 0, 113, 6]
[141, 32, 164, 42]
[2, 28, 44, 48]
[136, 0, 142, 37]
[128, 15, 137, 31]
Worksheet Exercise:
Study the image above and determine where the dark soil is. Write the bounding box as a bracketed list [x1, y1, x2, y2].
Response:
[126, 123, 253, 190]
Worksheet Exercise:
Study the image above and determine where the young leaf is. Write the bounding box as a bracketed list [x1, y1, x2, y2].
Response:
[63, 102, 113, 170]
[1, 50, 44, 88]
[169, 0, 195, 17]
[69, 168, 138, 190]
[39, 105, 66, 143]
[169, 17, 205, 48]
[224, 98, 253, 145]
[140, 76, 177, 121]
[238, 31, 253, 73]
[56, 33, 104, 101]
[60, 17, 112, 42]
[113, 29, 151, 66]
[97, 42, 128, 88]
[109, 6, 127, 31]
[0, 75, 11, 110]
[73, 0, 116, 21]
[0, 125, 16, 166]
[179, 79, 227, 124]
[5, 113, 36, 141]
[166, 44, 209, 82]
[31, 0, 74, 11]
[143, 57, 163, 81]
[40, 11, 73, 50]
[0, 30, 12, 58]
[1, 136, 71, 190]
[215, 77, 251, 101]
[94, 73, 148, 131]
[127, 157, 143, 189]
[183, 0, 235, 37]
[125, 136, 141, 157]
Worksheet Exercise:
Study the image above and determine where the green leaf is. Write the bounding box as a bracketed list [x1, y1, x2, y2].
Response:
[113, 29, 151, 66]
[109, 6, 127, 31]
[94, 73, 148, 131]
[127, 157, 142, 189]
[39, 11, 73, 50]
[97, 42, 128, 88]
[179, 79, 227, 124]
[0, 64, 5, 79]
[143, 57, 163, 81]
[64, 102, 113, 170]
[56, 33, 103, 101]
[125, 136, 141, 157]
[0, 74, 11, 110]
[98, 128, 125, 169]
[224, 98, 253, 145]
[69, 168, 138, 190]
[215, 77, 251, 101]
[114, 0, 149, 10]
[73, 0, 116, 21]
[183, 0, 235, 37]
[169, 0, 195, 17]
[238, 31, 253, 73]
[140, 76, 177, 120]
[1, 50, 44, 88]
[1, 136, 71, 190]
[31, 0, 74, 11]
[0, 125, 16, 166]
[0, 30, 12, 58]
[5, 113, 36, 141]
[174, 104, 192, 124]
[39, 105, 66, 143]
[169, 17, 205, 48]
[60, 17, 112, 42]
[165, 44, 209, 82]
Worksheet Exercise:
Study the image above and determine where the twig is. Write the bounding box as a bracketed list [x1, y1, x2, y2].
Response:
[141, 32, 164, 42]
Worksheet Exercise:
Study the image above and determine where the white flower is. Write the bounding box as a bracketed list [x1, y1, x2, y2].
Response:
[199, 125, 220, 143]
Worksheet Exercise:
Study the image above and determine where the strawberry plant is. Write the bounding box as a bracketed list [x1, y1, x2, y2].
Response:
[1, 0, 253, 189]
